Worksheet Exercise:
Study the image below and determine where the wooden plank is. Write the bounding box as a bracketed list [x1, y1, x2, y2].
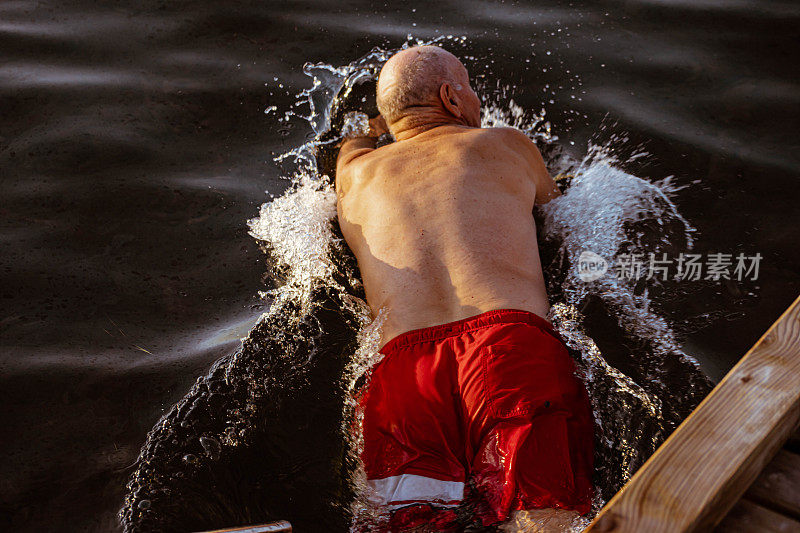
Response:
[715, 499, 800, 533]
[586, 294, 800, 533]
[192, 521, 292, 533]
[745, 449, 800, 520]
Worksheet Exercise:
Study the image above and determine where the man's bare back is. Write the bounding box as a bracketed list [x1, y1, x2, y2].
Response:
[337, 123, 560, 345]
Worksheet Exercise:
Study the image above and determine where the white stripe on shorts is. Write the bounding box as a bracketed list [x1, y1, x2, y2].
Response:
[367, 474, 465, 507]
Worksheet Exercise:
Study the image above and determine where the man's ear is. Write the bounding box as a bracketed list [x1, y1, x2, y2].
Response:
[439, 83, 463, 119]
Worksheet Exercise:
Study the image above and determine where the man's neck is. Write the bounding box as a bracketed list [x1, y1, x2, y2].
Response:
[390, 107, 470, 141]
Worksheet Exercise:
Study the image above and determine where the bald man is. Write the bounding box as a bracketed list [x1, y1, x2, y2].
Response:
[336, 46, 594, 531]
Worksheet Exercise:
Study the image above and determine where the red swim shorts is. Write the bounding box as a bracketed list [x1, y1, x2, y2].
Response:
[359, 309, 594, 530]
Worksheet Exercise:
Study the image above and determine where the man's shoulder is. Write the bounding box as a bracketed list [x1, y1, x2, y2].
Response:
[335, 141, 394, 193]
[461, 126, 532, 147]
[477, 126, 530, 142]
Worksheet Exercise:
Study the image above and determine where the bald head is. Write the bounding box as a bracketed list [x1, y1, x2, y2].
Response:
[376, 46, 473, 126]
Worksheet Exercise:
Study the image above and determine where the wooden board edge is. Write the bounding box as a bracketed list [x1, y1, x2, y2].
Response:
[586, 294, 800, 533]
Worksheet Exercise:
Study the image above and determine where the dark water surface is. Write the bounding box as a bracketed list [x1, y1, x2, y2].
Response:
[2, 1, 799, 531]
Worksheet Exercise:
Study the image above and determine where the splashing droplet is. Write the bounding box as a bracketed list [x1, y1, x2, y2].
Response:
[200, 436, 222, 460]
[181, 453, 198, 465]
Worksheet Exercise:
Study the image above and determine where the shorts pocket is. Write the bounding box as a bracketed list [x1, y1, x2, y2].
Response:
[481, 340, 568, 419]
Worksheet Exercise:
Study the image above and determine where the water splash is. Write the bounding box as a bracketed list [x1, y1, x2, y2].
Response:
[481, 97, 555, 144]
[342, 308, 388, 531]
[540, 148, 711, 431]
[247, 173, 338, 311]
[274, 34, 465, 170]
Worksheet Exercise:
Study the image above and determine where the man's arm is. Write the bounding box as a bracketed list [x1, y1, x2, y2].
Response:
[532, 152, 561, 205]
[336, 115, 388, 176]
[502, 127, 561, 205]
